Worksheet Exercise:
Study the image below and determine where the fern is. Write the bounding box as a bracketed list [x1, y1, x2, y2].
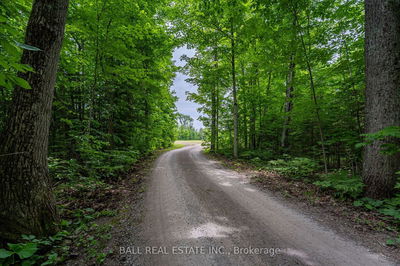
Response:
[314, 170, 364, 199]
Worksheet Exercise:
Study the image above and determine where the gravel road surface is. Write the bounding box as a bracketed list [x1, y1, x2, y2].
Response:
[139, 144, 393, 266]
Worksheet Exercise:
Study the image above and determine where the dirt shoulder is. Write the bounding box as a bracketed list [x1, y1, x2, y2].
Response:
[206, 153, 400, 263]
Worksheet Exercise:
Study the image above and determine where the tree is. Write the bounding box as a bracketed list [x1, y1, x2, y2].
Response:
[281, 55, 295, 149]
[172, 0, 369, 176]
[177, 114, 202, 140]
[230, 10, 239, 158]
[0, 0, 69, 241]
[210, 49, 219, 152]
[363, 0, 400, 198]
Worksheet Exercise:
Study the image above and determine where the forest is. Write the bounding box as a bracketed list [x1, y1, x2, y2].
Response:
[0, 0, 399, 265]
[176, 114, 203, 140]
[173, 0, 399, 198]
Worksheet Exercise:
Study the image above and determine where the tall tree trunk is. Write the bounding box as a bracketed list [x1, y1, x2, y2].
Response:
[250, 78, 256, 150]
[260, 72, 272, 145]
[231, 19, 238, 158]
[216, 63, 220, 151]
[243, 111, 248, 150]
[241, 64, 248, 149]
[0, 0, 69, 241]
[211, 89, 217, 151]
[281, 55, 295, 149]
[211, 83, 217, 152]
[257, 76, 262, 148]
[210, 50, 218, 152]
[363, 0, 400, 198]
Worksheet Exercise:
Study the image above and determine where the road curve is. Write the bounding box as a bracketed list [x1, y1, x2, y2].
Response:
[140, 144, 393, 266]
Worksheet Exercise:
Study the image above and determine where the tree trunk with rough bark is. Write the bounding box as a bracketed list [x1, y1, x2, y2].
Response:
[0, 0, 69, 241]
[363, 0, 400, 198]
[211, 50, 218, 152]
[249, 77, 257, 150]
[281, 55, 295, 149]
[231, 19, 238, 158]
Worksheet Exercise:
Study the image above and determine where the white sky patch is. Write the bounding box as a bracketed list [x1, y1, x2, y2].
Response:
[171, 46, 204, 129]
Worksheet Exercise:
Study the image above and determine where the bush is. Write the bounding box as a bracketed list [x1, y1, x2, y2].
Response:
[313, 170, 363, 199]
[239, 150, 274, 161]
[0, 232, 69, 265]
[266, 156, 319, 179]
[49, 134, 141, 181]
[93, 149, 140, 179]
[353, 193, 400, 222]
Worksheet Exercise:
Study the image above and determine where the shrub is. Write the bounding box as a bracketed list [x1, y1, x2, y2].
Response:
[49, 133, 141, 181]
[0, 232, 69, 265]
[266, 156, 319, 179]
[239, 150, 274, 161]
[48, 157, 81, 181]
[354, 193, 400, 222]
[313, 170, 363, 199]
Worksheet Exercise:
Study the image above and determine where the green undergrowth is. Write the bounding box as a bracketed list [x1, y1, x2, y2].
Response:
[1, 143, 170, 265]
[49, 136, 142, 182]
[314, 170, 364, 199]
[0, 176, 119, 265]
[0, 207, 117, 265]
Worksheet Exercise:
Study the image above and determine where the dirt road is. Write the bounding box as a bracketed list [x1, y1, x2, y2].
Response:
[138, 144, 393, 266]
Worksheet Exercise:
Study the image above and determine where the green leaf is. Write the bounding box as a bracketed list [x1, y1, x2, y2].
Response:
[354, 142, 366, 149]
[0, 73, 6, 87]
[0, 57, 10, 69]
[60, 118, 73, 126]
[15, 41, 41, 51]
[386, 239, 395, 246]
[9, 243, 38, 259]
[379, 208, 400, 218]
[10, 63, 34, 73]
[364, 204, 374, 210]
[2, 41, 19, 57]
[12, 76, 32, 89]
[0, 248, 14, 259]
[41, 253, 58, 266]
[60, 219, 72, 227]
[21, 234, 36, 241]
[22, 259, 37, 266]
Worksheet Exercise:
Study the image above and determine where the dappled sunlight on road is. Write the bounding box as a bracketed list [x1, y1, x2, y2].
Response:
[244, 187, 256, 192]
[219, 182, 233, 187]
[187, 222, 240, 239]
[281, 248, 317, 266]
